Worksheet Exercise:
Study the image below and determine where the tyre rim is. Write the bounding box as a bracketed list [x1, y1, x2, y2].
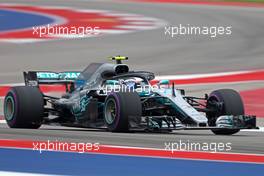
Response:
[105, 98, 117, 124]
[4, 96, 15, 121]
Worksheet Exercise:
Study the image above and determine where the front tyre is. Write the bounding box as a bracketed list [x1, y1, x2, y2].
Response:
[206, 89, 244, 135]
[104, 92, 142, 132]
[4, 86, 44, 128]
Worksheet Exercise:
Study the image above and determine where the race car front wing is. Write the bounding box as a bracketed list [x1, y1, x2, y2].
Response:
[130, 115, 257, 131]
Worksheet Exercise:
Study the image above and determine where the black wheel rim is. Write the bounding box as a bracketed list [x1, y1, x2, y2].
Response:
[105, 98, 117, 124]
[4, 96, 15, 121]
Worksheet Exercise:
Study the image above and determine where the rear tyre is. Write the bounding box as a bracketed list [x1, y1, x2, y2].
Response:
[104, 91, 142, 132]
[4, 86, 44, 128]
[206, 89, 244, 135]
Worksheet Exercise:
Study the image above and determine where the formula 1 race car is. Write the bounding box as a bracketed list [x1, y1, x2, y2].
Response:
[3, 56, 257, 135]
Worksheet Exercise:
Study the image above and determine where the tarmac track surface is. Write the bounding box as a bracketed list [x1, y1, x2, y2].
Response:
[0, 0, 263, 154]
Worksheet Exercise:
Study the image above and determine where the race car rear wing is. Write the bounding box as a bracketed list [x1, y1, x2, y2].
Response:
[23, 71, 80, 92]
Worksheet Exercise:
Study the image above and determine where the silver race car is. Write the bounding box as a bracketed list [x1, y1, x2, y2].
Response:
[3, 56, 257, 135]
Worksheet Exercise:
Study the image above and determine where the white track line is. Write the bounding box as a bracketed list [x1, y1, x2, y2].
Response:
[0, 39, 48, 43]
[154, 70, 253, 80]
[242, 127, 264, 132]
[0, 171, 60, 176]
[0, 120, 6, 124]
